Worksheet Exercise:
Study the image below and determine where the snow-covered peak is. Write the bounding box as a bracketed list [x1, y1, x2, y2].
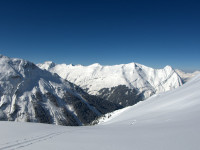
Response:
[0, 54, 10, 59]
[0, 55, 120, 125]
[0, 70, 199, 150]
[175, 69, 200, 83]
[38, 61, 182, 106]
[104, 73, 200, 125]
[164, 65, 173, 72]
[37, 61, 56, 70]
[44, 61, 56, 66]
[0, 55, 39, 80]
[89, 63, 101, 67]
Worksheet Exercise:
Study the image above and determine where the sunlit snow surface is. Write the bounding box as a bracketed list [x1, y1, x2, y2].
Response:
[38, 62, 182, 98]
[1, 74, 200, 150]
[176, 69, 200, 82]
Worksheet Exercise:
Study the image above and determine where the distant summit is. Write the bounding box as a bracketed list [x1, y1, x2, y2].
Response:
[38, 61, 183, 106]
[37, 61, 56, 70]
[175, 69, 200, 83]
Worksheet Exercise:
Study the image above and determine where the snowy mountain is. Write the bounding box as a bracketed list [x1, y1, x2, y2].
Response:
[175, 69, 200, 83]
[38, 62, 183, 106]
[100, 71, 200, 125]
[0, 55, 121, 126]
[0, 69, 199, 150]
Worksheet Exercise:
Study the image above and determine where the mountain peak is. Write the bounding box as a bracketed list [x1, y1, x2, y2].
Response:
[175, 69, 200, 83]
[38, 61, 182, 106]
[90, 63, 101, 67]
[0, 55, 121, 126]
[44, 61, 56, 66]
[164, 65, 172, 69]
[0, 54, 10, 60]
[37, 61, 56, 70]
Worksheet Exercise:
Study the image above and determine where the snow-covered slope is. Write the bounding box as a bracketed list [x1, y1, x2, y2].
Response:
[0, 71, 199, 150]
[38, 62, 183, 106]
[0, 55, 120, 126]
[176, 69, 200, 83]
[101, 72, 200, 125]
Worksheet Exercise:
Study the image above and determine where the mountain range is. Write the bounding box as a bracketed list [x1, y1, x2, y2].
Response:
[0, 55, 120, 126]
[0, 65, 199, 150]
[0, 54, 198, 126]
[175, 69, 200, 83]
[38, 61, 183, 106]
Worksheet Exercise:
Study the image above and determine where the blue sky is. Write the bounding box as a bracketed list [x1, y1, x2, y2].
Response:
[0, 0, 199, 71]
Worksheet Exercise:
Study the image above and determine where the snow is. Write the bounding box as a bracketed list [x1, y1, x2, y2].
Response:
[104, 73, 200, 125]
[176, 69, 200, 82]
[0, 73, 200, 150]
[38, 62, 182, 98]
[0, 55, 106, 125]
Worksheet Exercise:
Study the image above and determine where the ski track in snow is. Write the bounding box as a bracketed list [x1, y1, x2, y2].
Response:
[0, 131, 64, 150]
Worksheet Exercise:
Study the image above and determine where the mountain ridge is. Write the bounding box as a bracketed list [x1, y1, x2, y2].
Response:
[0, 55, 121, 126]
[0, 70, 199, 150]
[38, 61, 183, 106]
[175, 69, 200, 83]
